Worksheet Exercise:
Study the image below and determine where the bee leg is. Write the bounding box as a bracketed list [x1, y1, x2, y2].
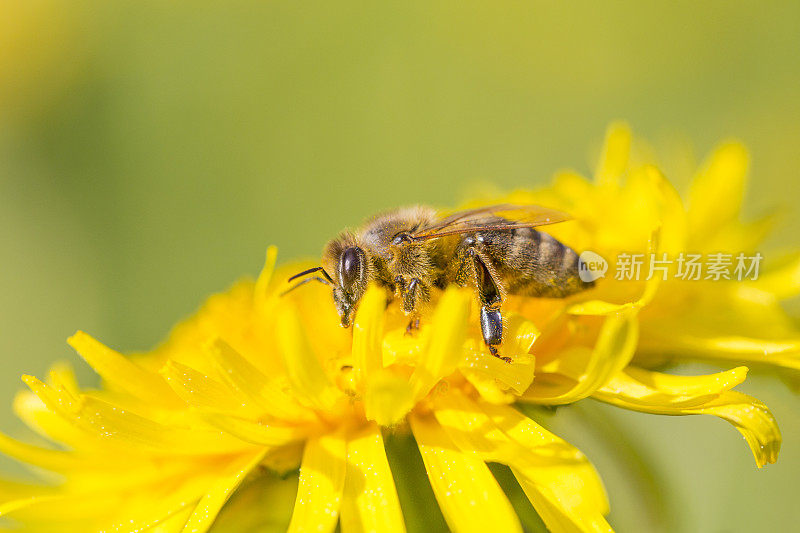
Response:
[481, 306, 511, 363]
[403, 278, 423, 335]
[393, 275, 405, 297]
[468, 250, 511, 363]
[401, 277, 422, 314]
[396, 275, 423, 335]
[404, 317, 420, 336]
[488, 346, 511, 364]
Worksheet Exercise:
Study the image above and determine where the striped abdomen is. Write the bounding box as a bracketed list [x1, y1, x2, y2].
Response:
[479, 227, 592, 298]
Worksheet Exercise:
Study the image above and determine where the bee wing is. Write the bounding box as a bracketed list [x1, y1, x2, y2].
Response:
[409, 204, 572, 241]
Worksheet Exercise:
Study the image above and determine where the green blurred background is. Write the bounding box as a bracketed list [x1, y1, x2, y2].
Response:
[1, 1, 798, 531]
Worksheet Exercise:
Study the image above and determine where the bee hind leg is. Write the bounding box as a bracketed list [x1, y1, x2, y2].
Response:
[488, 345, 511, 364]
[469, 249, 511, 363]
[480, 306, 511, 363]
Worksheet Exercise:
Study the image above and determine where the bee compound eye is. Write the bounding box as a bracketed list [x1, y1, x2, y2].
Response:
[391, 232, 412, 245]
[340, 247, 362, 287]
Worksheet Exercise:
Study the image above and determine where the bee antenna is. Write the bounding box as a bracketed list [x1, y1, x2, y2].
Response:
[288, 266, 333, 284]
[280, 276, 331, 297]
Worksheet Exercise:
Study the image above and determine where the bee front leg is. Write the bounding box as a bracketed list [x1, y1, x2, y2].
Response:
[396, 275, 423, 336]
[405, 277, 420, 310]
[394, 275, 421, 314]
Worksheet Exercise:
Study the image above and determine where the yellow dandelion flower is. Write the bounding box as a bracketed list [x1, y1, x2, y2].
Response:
[492, 122, 799, 398]
[0, 124, 794, 532]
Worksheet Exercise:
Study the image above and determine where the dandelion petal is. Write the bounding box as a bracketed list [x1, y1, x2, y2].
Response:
[208, 339, 314, 423]
[288, 432, 347, 533]
[161, 360, 262, 418]
[523, 310, 639, 404]
[276, 304, 344, 411]
[340, 423, 406, 533]
[409, 288, 471, 402]
[352, 286, 386, 388]
[180, 450, 267, 533]
[593, 366, 781, 467]
[409, 414, 522, 533]
[68, 331, 182, 409]
[594, 122, 631, 188]
[433, 391, 611, 532]
[688, 141, 748, 245]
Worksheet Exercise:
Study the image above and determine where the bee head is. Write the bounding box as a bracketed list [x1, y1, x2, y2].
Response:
[322, 234, 371, 327]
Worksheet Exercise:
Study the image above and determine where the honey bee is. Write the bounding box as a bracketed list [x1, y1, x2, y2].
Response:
[286, 204, 593, 361]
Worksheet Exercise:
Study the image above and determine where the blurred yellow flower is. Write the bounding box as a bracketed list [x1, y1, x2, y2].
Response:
[0, 1, 90, 123]
[0, 124, 795, 532]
